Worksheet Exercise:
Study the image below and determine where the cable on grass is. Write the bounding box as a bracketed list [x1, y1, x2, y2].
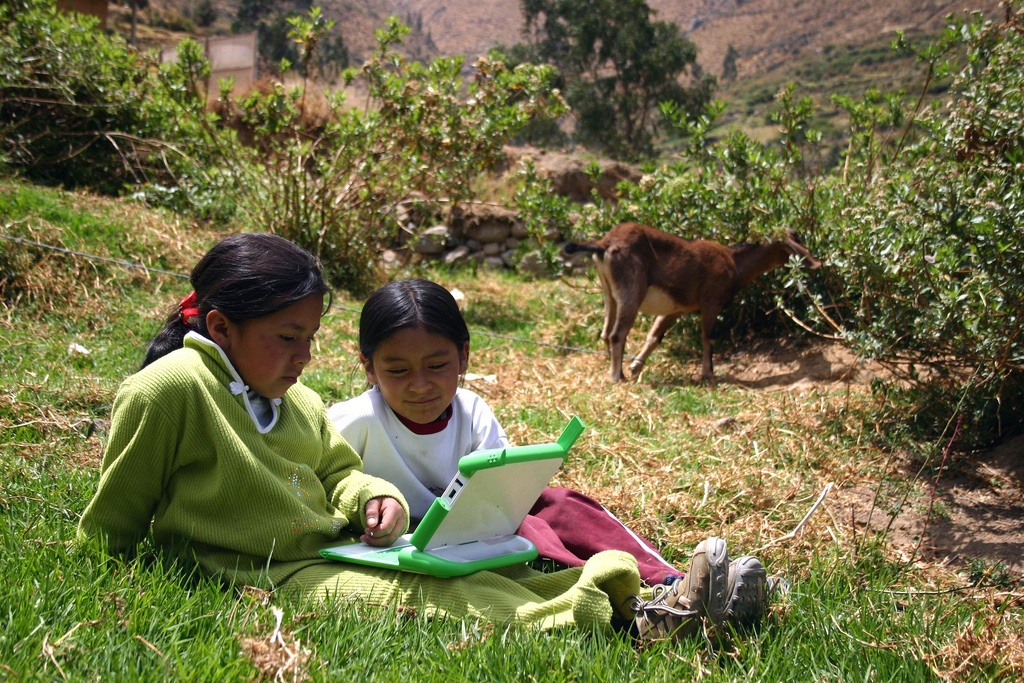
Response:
[1, 233, 191, 280]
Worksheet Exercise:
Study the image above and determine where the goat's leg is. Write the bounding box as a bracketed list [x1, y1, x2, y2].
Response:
[606, 305, 640, 382]
[597, 270, 616, 353]
[699, 307, 720, 385]
[629, 314, 679, 379]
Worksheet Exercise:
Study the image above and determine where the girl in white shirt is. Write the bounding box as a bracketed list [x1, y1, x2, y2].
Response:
[328, 278, 682, 586]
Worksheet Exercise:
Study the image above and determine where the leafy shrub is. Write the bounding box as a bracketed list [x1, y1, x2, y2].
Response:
[0, 0, 215, 196]
[812, 6, 1024, 446]
[3, 2, 136, 191]
[551, 2, 1024, 448]
[157, 14, 567, 294]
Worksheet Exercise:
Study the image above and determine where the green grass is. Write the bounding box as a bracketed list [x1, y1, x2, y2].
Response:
[2, 179, 1020, 680]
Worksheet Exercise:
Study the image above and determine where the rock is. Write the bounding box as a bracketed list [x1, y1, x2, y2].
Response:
[443, 244, 471, 265]
[466, 221, 511, 244]
[448, 204, 520, 242]
[409, 225, 449, 255]
[483, 256, 505, 270]
[502, 145, 642, 203]
[518, 250, 549, 276]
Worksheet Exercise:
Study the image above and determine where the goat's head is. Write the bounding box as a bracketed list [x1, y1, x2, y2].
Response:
[782, 229, 823, 270]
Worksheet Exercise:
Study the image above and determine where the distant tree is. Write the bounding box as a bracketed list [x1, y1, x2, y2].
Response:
[491, 42, 568, 147]
[256, 14, 295, 67]
[193, 0, 217, 28]
[123, 0, 149, 46]
[514, 0, 714, 159]
[285, 5, 335, 81]
[317, 32, 349, 81]
[404, 11, 423, 33]
[231, 2, 346, 80]
[233, 0, 272, 33]
[722, 44, 738, 82]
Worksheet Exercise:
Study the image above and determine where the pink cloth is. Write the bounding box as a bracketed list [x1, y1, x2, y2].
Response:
[518, 486, 679, 586]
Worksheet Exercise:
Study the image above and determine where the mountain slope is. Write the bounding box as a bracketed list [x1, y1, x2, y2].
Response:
[153, 0, 1007, 77]
[156, 1, 1004, 79]
[386, 0, 1004, 78]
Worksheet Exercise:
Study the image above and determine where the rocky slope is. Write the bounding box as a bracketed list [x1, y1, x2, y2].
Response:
[154, 0, 1005, 79]
[386, 0, 1004, 77]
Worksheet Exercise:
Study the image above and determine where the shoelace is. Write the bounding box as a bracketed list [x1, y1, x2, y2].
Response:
[628, 594, 699, 619]
[650, 583, 677, 603]
[628, 580, 700, 618]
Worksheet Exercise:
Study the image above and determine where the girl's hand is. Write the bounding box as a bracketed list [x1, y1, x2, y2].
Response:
[361, 496, 407, 546]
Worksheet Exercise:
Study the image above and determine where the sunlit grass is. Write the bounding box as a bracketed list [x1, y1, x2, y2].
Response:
[2, 179, 1021, 680]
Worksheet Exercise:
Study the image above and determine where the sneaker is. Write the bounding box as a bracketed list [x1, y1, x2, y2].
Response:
[725, 555, 769, 627]
[628, 536, 730, 639]
[676, 536, 730, 625]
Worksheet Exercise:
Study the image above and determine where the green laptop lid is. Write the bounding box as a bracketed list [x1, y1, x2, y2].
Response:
[319, 416, 585, 577]
[410, 416, 585, 551]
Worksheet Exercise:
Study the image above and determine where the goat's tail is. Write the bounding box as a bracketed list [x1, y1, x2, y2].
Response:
[563, 241, 605, 256]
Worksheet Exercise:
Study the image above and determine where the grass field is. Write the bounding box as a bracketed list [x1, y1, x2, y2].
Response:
[2, 178, 1021, 681]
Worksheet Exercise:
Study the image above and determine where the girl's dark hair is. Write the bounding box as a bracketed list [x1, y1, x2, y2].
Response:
[359, 279, 469, 359]
[142, 233, 332, 368]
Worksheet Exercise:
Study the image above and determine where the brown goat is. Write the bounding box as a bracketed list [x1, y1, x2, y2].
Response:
[564, 222, 822, 384]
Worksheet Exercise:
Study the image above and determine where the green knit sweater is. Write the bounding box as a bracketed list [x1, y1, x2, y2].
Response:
[79, 335, 644, 631]
[77, 334, 409, 586]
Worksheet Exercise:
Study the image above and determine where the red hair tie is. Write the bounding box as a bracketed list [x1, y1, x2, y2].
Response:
[179, 291, 201, 328]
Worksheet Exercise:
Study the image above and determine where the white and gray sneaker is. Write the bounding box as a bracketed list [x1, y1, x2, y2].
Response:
[682, 536, 731, 625]
[630, 536, 731, 639]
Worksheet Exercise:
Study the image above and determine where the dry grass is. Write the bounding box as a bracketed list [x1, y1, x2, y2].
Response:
[235, 588, 315, 683]
[470, 346, 869, 566]
[927, 594, 1024, 680]
[1, 185, 217, 320]
[5, 177, 1022, 675]
[400, 274, 887, 572]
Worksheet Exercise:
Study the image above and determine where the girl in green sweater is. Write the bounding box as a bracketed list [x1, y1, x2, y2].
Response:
[77, 233, 712, 638]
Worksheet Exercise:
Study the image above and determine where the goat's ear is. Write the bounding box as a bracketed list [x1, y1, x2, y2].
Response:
[784, 236, 823, 269]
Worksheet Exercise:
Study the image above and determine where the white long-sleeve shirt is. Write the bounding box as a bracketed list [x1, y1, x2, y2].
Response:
[327, 386, 508, 519]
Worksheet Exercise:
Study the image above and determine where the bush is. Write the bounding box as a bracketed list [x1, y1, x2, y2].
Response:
[814, 6, 1024, 446]
[1, 1, 143, 191]
[157, 14, 567, 294]
[0, 0, 215, 196]
[553, 2, 1024, 448]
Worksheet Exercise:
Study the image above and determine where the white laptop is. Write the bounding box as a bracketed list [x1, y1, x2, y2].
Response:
[319, 416, 585, 577]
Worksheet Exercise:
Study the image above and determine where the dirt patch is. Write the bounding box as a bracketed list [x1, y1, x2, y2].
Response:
[923, 435, 1024, 575]
[715, 337, 884, 388]
[716, 339, 1024, 581]
[838, 436, 1024, 579]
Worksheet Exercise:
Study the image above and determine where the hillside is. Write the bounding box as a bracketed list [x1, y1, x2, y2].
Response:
[147, 0, 1006, 79]
[380, 0, 1005, 78]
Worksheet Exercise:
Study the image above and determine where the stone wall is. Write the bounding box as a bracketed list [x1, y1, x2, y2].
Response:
[397, 203, 575, 276]
[391, 147, 640, 275]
